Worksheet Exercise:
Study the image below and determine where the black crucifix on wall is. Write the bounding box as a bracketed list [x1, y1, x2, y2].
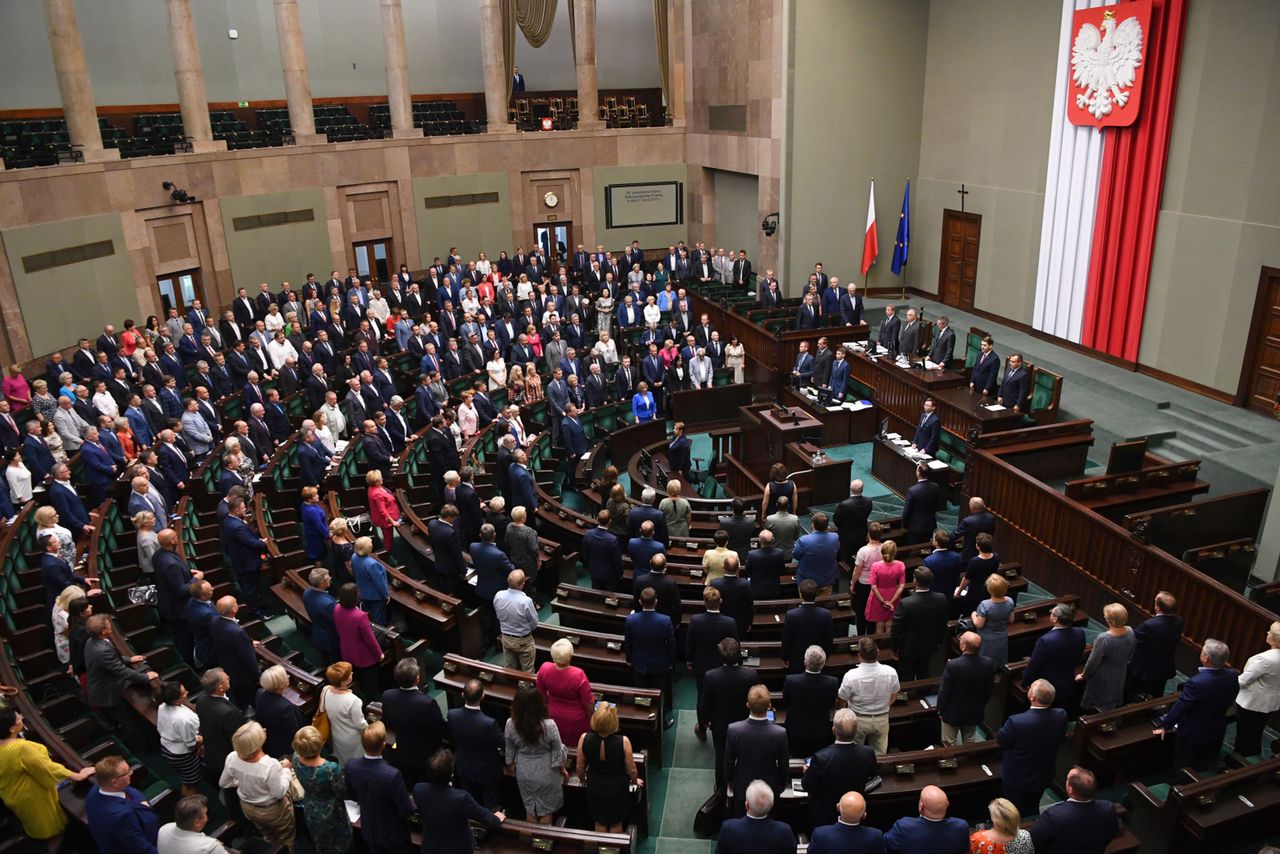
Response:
[957, 184, 970, 212]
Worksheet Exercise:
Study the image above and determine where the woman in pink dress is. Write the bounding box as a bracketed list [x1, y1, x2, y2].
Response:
[365, 469, 402, 553]
[3, 366, 30, 413]
[535, 638, 596, 749]
[865, 539, 907, 634]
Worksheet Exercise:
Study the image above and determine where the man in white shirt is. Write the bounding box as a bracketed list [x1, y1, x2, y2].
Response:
[493, 569, 539, 672]
[836, 636, 900, 754]
[690, 348, 715, 389]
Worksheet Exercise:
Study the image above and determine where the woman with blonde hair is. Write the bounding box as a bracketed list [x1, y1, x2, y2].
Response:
[971, 574, 1015, 669]
[506, 364, 526, 405]
[575, 702, 639, 833]
[292, 726, 352, 854]
[312, 408, 338, 454]
[327, 516, 356, 586]
[970, 797, 1033, 853]
[536, 639, 595, 750]
[659, 479, 691, 538]
[218, 720, 297, 850]
[255, 666, 303, 759]
[366, 469, 401, 555]
[866, 539, 906, 634]
[523, 361, 543, 402]
[351, 534, 390, 629]
[1078, 602, 1136, 711]
[29, 379, 58, 423]
[34, 505, 76, 564]
[114, 417, 137, 460]
[52, 585, 87, 670]
[133, 510, 159, 575]
[4, 364, 31, 412]
[457, 390, 479, 438]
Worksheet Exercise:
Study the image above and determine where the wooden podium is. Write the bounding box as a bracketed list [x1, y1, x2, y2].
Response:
[740, 404, 825, 468]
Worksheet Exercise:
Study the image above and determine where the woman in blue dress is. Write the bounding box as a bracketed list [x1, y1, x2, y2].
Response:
[971, 573, 1016, 669]
[632, 381, 656, 422]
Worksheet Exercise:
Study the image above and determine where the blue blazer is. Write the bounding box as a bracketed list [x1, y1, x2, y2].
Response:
[1029, 797, 1121, 854]
[912, 413, 940, 456]
[22, 434, 54, 482]
[793, 530, 840, 588]
[793, 351, 814, 382]
[448, 706, 505, 784]
[301, 501, 330, 561]
[470, 541, 514, 602]
[157, 443, 189, 488]
[624, 610, 675, 675]
[218, 467, 246, 498]
[84, 785, 159, 854]
[344, 756, 414, 848]
[715, 815, 795, 854]
[207, 616, 258, 703]
[809, 820, 885, 854]
[884, 815, 970, 854]
[1022, 626, 1087, 703]
[628, 536, 665, 569]
[632, 391, 656, 422]
[923, 549, 964, 598]
[49, 481, 89, 531]
[302, 587, 338, 654]
[996, 706, 1068, 793]
[1157, 666, 1239, 746]
[1000, 365, 1031, 410]
[222, 515, 266, 576]
[152, 549, 193, 621]
[1129, 612, 1185, 685]
[686, 612, 738, 675]
[296, 440, 328, 488]
[561, 417, 590, 458]
[186, 598, 217, 663]
[42, 553, 87, 608]
[412, 781, 501, 852]
[829, 357, 851, 399]
[509, 463, 537, 512]
[80, 441, 116, 491]
[582, 527, 622, 585]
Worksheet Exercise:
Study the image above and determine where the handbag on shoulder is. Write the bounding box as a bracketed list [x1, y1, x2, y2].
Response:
[311, 685, 331, 743]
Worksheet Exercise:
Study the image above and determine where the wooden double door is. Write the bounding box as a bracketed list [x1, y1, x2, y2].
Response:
[938, 209, 981, 309]
[1237, 266, 1280, 415]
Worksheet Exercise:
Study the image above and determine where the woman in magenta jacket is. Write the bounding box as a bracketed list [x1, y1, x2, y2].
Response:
[332, 583, 382, 700]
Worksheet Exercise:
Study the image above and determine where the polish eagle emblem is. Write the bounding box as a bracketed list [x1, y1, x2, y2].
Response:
[1071, 9, 1144, 120]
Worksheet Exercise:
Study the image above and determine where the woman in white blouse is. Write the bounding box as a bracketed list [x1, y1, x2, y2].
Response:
[1235, 621, 1280, 758]
[516, 274, 535, 303]
[592, 332, 619, 366]
[321, 661, 369, 766]
[486, 352, 507, 391]
[157, 681, 203, 797]
[220, 721, 297, 850]
[52, 585, 87, 670]
[628, 263, 645, 288]
[461, 287, 482, 316]
[476, 252, 493, 277]
[133, 510, 159, 575]
[262, 303, 285, 333]
[6, 448, 32, 504]
[34, 505, 77, 564]
[643, 295, 661, 327]
[367, 289, 390, 323]
[313, 409, 339, 454]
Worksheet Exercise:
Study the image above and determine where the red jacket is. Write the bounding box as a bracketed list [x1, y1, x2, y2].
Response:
[367, 485, 401, 527]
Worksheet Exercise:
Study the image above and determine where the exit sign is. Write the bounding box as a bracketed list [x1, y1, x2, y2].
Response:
[238, 100, 249, 108]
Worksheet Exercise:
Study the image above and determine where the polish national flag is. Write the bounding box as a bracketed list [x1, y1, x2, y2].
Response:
[861, 179, 878, 276]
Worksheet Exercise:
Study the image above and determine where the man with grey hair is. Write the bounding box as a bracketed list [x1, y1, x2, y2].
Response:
[302, 566, 338, 663]
[1022, 601, 1086, 711]
[834, 478, 873, 566]
[158, 793, 233, 853]
[997, 678, 1067, 817]
[194, 668, 245, 786]
[1153, 637, 1239, 770]
[716, 779, 796, 852]
[802, 708, 878, 828]
[782, 645, 839, 758]
[629, 485, 669, 547]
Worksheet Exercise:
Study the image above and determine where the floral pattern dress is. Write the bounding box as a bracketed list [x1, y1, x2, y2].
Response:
[292, 756, 353, 854]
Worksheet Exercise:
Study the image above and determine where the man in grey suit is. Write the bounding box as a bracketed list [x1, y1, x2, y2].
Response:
[898, 307, 924, 358]
[85, 614, 157, 742]
[180, 399, 214, 458]
[928, 315, 956, 366]
[545, 368, 569, 445]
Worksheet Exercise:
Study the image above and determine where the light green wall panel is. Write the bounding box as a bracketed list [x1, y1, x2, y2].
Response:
[712, 170, 760, 260]
[219, 190, 331, 291]
[1138, 0, 1280, 392]
[2, 213, 138, 358]
[412, 173, 512, 266]
[783, 0, 929, 293]
[592, 164, 691, 250]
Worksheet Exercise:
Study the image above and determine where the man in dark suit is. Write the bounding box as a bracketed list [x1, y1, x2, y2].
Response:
[970, 335, 1000, 395]
[997, 679, 1068, 817]
[782, 645, 839, 758]
[560, 404, 590, 491]
[39, 532, 91, 608]
[710, 557, 754, 637]
[1022, 603, 1087, 711]
[195, 668, 246, 785]
[697, 638, 758, 795]
[884, 785, 970, 853]
[839, 284, 865, 326]
[910, 398, 941, 457]
[380, 658, 450, 788]
[84, 756, 160, 853]
[470, 522, 514, 622]
[998, 352, 1032, 413]
[152, 529, 199, 664]
[624, 588, 677, 727]
[1126, 590, 1185, 701]
[929, 315, 956, 365]
[937, 631, 996, 745]
[1029, 766, 1122, 854]
[796, 294, 819, 330]
[583, 510, 623, 592]
[666, 422, 692, 482]
[222, 497, 269, 617]
[723, 685, 789, 817]
[834, 481, 873, 565]
[84, 615, 157, 742]
[508, 451, 537, 514]
[426, 417, 461, 502]
[877, 305, 901, 353]
[717, 780, 796, 853]
[901, 464, 942, 546]
[627, 520, 665, 571]
[812, 337, 836, 403]
[413, 749, 505, 853]
[809, 792, 885, 853]
[802, 709, 879, 829]
[1153, 637, 1239, 771]
[782, 581, 835, 673]
[897, 308, 924, 357]
[687, 587, 739, 709]
[628, 487, 669, 547]
[344, 721, 415, 853]
[427, 505, 466, 595]
[745, 529, 786, 599]
[951, 496, 996, 563]
[633, 552, 681, 629]
[207, 597, 259, 710]
[890, 567, 949, 681]
[448, 678, 506, 808]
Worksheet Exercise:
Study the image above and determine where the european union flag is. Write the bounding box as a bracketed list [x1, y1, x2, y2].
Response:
[890, 180, 910, 275]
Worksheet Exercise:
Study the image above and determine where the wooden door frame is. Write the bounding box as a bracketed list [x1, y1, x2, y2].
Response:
[155, 267, 207, 314]
[938, 209, 982, 309]
[534, 221, 573, 264]
[1234, 264, 1280, 409]
[352, 237, 394, 285]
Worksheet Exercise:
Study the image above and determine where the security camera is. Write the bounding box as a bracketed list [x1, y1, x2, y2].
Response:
[761, 212, 780, 237]
[162, 181, 196, 204]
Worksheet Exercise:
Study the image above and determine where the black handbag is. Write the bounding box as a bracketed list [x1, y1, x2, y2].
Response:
[692, 791, 725, 837]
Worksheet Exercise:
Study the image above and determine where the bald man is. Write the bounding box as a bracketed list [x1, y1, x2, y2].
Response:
[206, 596, 258, 710]
[937, 631, 996, 746]
[883, 785, 969, 853]
[807, 792, 885, 853]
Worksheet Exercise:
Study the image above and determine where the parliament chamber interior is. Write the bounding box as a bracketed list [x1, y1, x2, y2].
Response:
[0, 0, 1278, 852]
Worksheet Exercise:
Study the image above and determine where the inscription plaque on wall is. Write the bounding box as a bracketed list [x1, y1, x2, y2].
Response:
[604, 181, 684, 229]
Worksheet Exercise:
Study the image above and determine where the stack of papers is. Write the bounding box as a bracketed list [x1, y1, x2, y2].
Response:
[924, 360, 940, 370]
[983, 404, 1007, 412]
[885, 432, 901, 440]
[927, 460, 949, 470]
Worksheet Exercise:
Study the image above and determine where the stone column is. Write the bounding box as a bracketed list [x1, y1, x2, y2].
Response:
[165, 0, 225, 152]
[478, 0, 511, 132]
[379, 0, 420, 138]
[572, 0, 602, 129]
[43, 0, 117, 161]
[272, 0, 324, 145]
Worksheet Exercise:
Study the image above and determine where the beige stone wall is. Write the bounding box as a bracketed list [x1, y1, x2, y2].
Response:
[0, 126, 684, 365]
